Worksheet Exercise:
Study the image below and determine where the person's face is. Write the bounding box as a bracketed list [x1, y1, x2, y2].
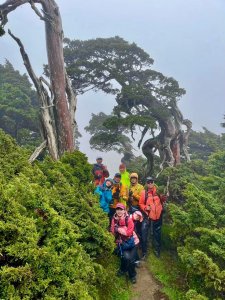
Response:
[130, 177, 137, 184]
[97, 158, 102, 164]
[114, 176, 121, 183]
[119, 167, 125, 173]
[105, 181, 112, 189]
[116, 208, 124, 217]
[146, 180, 154, 188]
[133, 212, 141, 221]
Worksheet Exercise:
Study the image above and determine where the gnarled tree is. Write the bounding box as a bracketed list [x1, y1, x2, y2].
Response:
[64, 36, 192, 174]
[0, 0, 77, 160]
[84, 112, 135, 164]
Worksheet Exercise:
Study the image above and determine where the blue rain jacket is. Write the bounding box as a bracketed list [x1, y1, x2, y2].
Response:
[95, 182, 113, 213]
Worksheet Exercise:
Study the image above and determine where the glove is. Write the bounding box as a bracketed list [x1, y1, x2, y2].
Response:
[113, 190, 120, 199]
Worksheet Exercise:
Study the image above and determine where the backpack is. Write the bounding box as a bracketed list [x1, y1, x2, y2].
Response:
[114, 216, 135, 251]
[143, 189, 163, 220]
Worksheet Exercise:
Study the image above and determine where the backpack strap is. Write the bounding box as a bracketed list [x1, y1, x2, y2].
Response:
[125, 215, 129, 227]
[144, 189, 148, 205]
[115, 215, 129, 227]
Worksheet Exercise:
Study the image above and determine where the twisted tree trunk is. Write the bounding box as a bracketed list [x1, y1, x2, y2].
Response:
[140, 96, 192, 174]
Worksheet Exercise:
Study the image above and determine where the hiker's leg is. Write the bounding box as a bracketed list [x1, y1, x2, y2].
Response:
[123, 248, 137, 279]
[141, 218, 150, 257]
[152, 216, 162, 257]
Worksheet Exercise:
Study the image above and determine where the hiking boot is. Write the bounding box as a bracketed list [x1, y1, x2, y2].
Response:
[135, 260, 141, 268]
[130, 277, 137, 284]
[116, 270, 126, 277]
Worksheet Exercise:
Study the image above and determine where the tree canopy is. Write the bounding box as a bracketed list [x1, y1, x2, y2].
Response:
[64, 36, 192, 174]
[0, 61, 41, 147]
[188, 127, 225, 161]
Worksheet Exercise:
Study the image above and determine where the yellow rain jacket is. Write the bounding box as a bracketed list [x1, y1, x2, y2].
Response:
[129, 183, 144, 207]
[111, 182, 128, 208]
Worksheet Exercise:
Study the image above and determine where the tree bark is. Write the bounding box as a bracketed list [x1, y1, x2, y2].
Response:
[0, 0, 77, 158]
[40, 0, 74, 155]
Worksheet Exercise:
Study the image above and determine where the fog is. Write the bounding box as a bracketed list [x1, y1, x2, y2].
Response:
[1, 0, 224, 175]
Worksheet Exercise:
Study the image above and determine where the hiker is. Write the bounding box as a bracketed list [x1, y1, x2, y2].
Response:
[139, 177, 167, 259]
[119, 163, 130, 188]
[92, 156, 109, 186]
[94, 178, 113, 214]
[128, 173, 144, 213]
[111, 203, 139, 284]
[130, 210, 143, 267]
[109, 173, 128, 220]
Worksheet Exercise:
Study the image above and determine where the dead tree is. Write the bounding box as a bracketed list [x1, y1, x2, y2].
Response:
[0, 0, 77, 160]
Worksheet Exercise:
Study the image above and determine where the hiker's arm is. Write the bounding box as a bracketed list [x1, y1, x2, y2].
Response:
[117, 218, 134, 237]
[139, 190, 148, 213]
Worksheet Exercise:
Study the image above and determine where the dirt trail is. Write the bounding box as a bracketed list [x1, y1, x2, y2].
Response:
[131, 261, 168, 300]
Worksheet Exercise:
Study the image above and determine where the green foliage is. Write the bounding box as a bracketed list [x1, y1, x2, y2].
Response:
[0, 131, 127, 299]
[85, 112, 134, 156]
[207, 151, 225, 178]
[185, 290, 208, 300]
[0, 61, 41, 148]
[148, 252, 185, 300]
[189, 128, 225, 161]
[163, 151, 225, 300]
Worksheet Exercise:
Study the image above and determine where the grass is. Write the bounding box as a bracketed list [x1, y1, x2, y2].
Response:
[147, 251, 186, 300]
[146, 224, 188, 300]
[98, 254, 132, 300]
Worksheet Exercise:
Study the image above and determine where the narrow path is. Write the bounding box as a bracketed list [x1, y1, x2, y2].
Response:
[131, 261, 168, 300]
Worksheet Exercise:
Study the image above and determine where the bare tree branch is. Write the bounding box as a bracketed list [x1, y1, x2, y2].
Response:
[65, 73, 77, 147]
[8, 29, 40, 91]
[8, 29, 59, 160]
[0, 0, 28, 26]
[40, 76, 54, 103]
[29, 140, 47, 163]
[138, 126, 149, 148]
[29, 0, 48, 22]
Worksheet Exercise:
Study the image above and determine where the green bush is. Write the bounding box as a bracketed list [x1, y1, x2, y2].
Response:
[166, 154, 225, 300]
[0, 130, 124, 299]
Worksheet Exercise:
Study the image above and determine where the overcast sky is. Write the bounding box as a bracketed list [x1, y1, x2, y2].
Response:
[1, 0, 225, 175]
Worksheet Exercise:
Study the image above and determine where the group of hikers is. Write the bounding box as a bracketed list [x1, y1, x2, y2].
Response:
[92, 156, 168, 284]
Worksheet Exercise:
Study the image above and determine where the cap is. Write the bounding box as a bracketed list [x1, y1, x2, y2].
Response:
[116, 203, 126, 210]
[106, 178, 113, 184]
[119, 163, 126, 169]
[114, 173, 121, 178]
[96, 156, 102, 160]
[130, 172, 138, 179]
[133, 211, 143, 222]
[146, 176, 155, 183]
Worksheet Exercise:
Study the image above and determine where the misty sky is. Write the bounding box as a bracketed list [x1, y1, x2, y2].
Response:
[1, 0, 225, 175]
